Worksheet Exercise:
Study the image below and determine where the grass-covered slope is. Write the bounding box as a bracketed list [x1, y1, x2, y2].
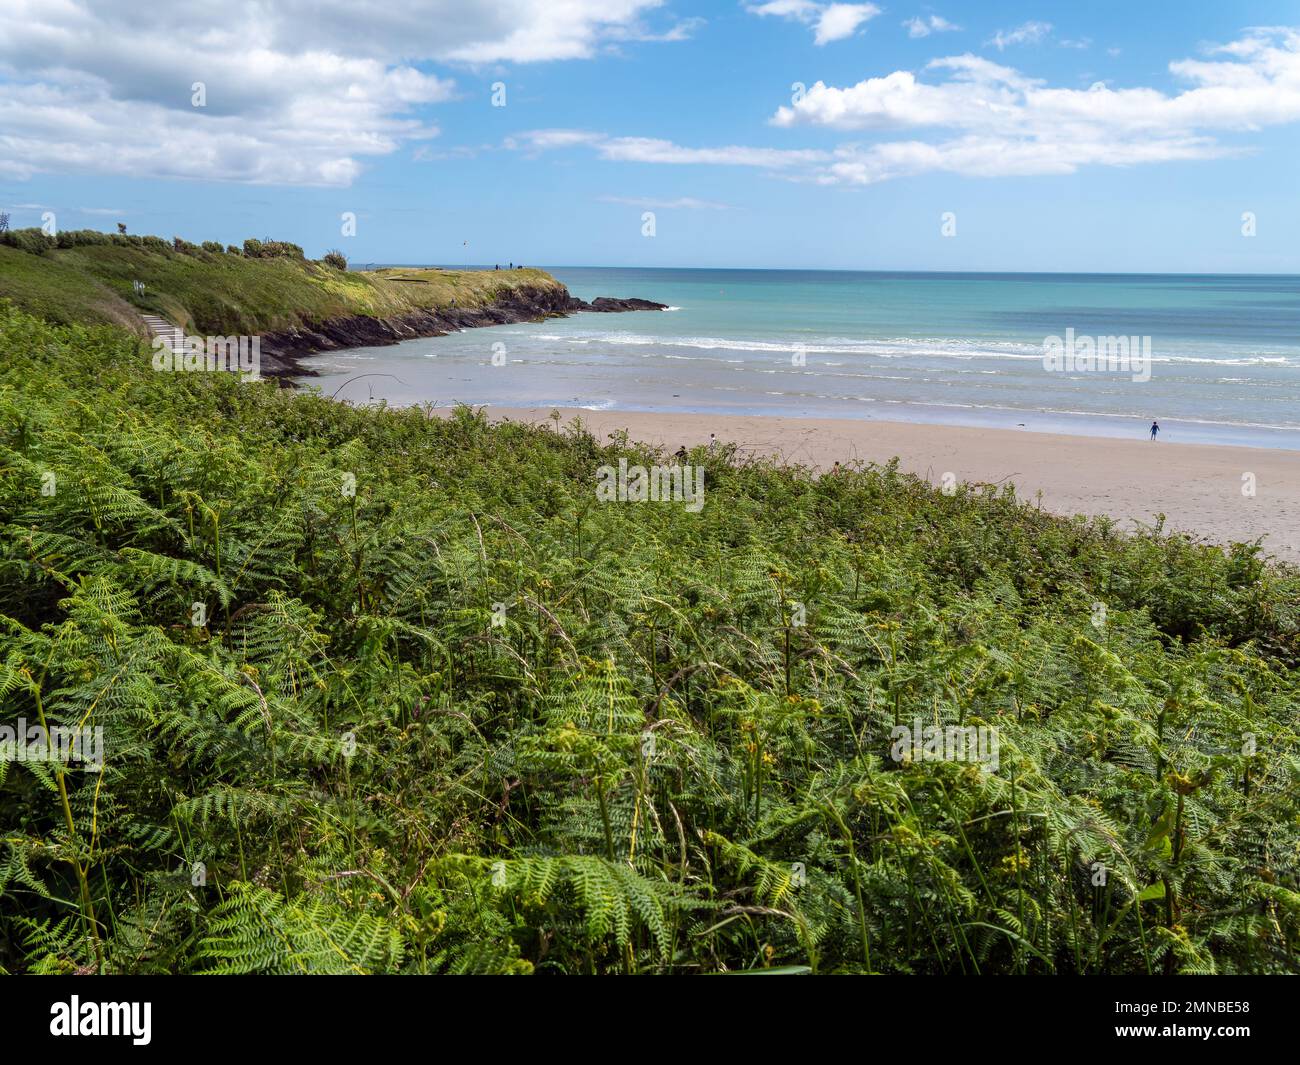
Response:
[1, 303, 1298, 975]
[0, 245, 141, 330]
[0, 237, 562, 335]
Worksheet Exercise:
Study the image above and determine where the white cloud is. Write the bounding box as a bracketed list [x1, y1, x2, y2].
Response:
[771, 55, 1039, 131]
[512, 127, 1218, 188]
[0, 0, 678, 186]
[516, 28, 1300, 188]
[598, 136, 830, 167]
[811, 133, 1222, 186]
[0, 67, 447, 185]
[262, 0, 669, 63]
[767, 29, 1300, 182]
[746, 1, 823, 20]
[607, 16, 707, 43]
[988, 21, 1053, 51]
[745, 1, 882, 45]
[903, 15, 960, 39]
[511, 129, 829, 169]
[505, 129, 609, 153]
[815, 4, 882, 45]
[413, 144, 491, 161]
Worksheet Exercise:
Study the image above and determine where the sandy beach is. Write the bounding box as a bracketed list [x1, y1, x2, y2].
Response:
[454, 406, 1300, 564]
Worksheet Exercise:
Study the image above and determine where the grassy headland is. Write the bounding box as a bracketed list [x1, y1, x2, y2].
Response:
[0, 301, 1297, 974]
[0, 230, 564, 338]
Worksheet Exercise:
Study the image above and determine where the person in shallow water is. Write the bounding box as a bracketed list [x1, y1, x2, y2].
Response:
[1150, 420, 1160, 440]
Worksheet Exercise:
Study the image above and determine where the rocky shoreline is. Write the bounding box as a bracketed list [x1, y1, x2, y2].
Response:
[259, 285, 666, 378]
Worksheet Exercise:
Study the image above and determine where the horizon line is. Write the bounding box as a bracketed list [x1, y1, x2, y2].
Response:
[360, 263, 1300, 279]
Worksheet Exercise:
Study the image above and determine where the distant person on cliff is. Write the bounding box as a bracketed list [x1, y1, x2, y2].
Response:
[1150, 420, 1160, 441]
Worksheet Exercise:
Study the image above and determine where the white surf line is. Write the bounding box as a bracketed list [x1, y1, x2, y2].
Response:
[140, 313, 185, 353]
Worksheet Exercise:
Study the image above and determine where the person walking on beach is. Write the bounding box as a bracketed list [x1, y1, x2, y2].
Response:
[1150, 420, 1160, 441]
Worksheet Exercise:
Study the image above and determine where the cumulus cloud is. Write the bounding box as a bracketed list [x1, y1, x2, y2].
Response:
[903, 15, 960, 39]
[0, 0, 676, 185]
[762, 29, 1300, 183]
[745, 1, 882, 45]
[511, 28, 1300, 188]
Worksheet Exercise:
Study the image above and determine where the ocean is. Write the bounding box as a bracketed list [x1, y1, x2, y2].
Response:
[303, 268, 1300, 449]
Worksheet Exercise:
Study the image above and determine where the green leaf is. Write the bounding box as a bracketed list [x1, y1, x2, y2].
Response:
[1137, 882, 1167, 903]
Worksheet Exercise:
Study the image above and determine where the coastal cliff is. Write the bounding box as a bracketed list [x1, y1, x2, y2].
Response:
[0, 234, 665, 377]
[258, 285, 668, 376]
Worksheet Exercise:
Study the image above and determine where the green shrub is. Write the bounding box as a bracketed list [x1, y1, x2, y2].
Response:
[246, 237, 306, 261]
[0, 300, 1296, 976]
[55, 229, 112, 249]
[1, 227, 55, 255]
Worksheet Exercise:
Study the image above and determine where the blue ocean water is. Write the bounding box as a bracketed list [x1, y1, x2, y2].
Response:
[305, 268, 1300, 449]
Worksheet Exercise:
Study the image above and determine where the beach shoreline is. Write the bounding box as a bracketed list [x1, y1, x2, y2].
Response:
[442, 405, 1300, 564]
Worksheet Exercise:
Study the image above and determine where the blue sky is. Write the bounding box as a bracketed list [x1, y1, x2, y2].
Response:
[2, 0, 1299, 272]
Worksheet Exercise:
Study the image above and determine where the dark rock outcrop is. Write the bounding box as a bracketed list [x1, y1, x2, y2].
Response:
[566, 295, 669, 313]
[259, 284, 664, 378]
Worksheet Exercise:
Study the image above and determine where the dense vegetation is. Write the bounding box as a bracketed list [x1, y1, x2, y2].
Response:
[0, 230, 561, 336]
[1, 302, 1297, 975]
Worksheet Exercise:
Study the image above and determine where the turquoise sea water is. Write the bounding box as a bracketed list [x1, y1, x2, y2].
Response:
[304, 269, 1300, 449]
